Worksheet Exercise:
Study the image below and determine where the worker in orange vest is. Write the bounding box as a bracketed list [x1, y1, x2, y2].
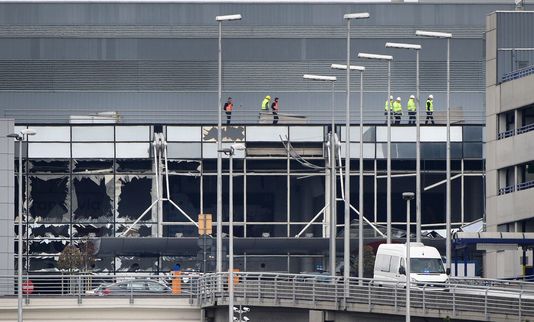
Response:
[223, 97, 233, 125]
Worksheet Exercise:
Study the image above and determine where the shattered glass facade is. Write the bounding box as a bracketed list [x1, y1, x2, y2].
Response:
[15, 124, 485, 273]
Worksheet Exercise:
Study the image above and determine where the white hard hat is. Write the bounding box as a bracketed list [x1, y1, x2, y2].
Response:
[389, 95, 393, 100]
[410, 95, 415, 99]
[429, 94, 434, 99]
[396, 97, 401, 101]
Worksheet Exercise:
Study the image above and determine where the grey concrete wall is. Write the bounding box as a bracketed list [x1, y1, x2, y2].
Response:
[0, 119, 14, 294]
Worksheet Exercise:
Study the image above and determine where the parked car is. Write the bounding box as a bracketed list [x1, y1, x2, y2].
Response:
[87, 279, 172, 296]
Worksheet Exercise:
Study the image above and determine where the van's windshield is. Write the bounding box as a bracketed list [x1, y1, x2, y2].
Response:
[410, 258, 445, 274]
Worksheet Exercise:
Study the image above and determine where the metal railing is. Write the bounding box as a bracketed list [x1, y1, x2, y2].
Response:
[518, 180, 534, 192]
[502, 64, 534, 83]
[497, 128, 515, 140]
[498, 185, 515, 195]
[517, 123, 534, 135]
[1, 272, 534, 320]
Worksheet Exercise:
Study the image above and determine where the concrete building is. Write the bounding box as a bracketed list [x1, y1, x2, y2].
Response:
[485, 10, 534, 278]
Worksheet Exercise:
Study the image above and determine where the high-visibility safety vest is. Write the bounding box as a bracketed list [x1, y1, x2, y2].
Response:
[261, 98, 270, 110]
[384, 100, 393, 111]
[393, 101, 402, 113]
[407, 98, 416, 112]
[224, 102, 233, 112]
[426, 99, 434, 112]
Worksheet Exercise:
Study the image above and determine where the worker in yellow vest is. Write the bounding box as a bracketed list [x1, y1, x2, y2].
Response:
[384, 95, 393, 124]
[393, 97, 403, 125]
[407, 95, 416, 125]
[261, 95, 271, 112]
[425, 94, 435, 125]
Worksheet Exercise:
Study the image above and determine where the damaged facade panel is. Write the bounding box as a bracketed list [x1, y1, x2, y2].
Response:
[72, 175, 114, 223]
[202, 126, 245, 142]
[116, 224, 153, 237]
[115, 256, 158, 272]
[29, 160, 70, 173]
[28, 175, 69, 222]
[72, 224, 113, 238]
[163, 175, 200, 223]
[73, 159, 114, 174]
[29, 224, 69, 239]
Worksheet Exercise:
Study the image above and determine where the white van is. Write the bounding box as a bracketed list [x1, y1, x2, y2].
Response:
[373, 243, 449, 286]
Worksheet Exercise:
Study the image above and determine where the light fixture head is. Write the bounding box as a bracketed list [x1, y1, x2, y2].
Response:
[330, 64, 365, 71]
[21, 129, 37, 136]
[216, 14, 242, 22]
[385, 42, 421, 50]
[357, 53, 393, 61]
[231, 143, 246, 151]
[415, 30, 452, 39]
[343, 12, 370, 20]
[402, 192, 415, 200]
[303, 74, 337, 82]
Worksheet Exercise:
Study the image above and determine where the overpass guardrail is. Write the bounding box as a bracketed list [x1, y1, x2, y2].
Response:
[1, 272, 534, 321]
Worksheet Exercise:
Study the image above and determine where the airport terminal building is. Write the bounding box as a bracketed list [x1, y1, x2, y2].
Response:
[0, 1, 531, 277]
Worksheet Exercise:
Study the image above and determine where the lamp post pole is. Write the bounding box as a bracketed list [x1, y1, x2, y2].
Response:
[342, 11, 369, 281]
[403, 192, 415, 322]
[8, 129, 36, 322]
[357, 53, 393, 243]
[215, 14, 242, 276]
[416, 30, 452, 271]
[228, 147, 234, 322]
[385, 42, 422, 242]
[303, 74, 337, 276]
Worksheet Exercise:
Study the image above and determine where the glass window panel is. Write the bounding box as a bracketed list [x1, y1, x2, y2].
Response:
[247, 176, 287, 223]
[72, 175, 114, 223]
[463, 143, 483, 159]
[29, 239, 67, 255]
[27, 256, 58, 272]
[29, 143, 70, 158]
[116, 143, 150, 158]
[116, 176, 155, 223]
[73, 159, 114, 174]
[289, 126, 324, 142]
[116, 126, 150, 142]
[463, 126, 483, 142]
[167, 126, 202, 142]
[72, 126, 114, 142]
[167, 143, 201, 159]
[376, 127, 416, 142]
[340, 143, 376, 158]
[246, 126, 288, 142]
[202, 126, 245, 142]
[420, 143, 446, 159]
[27, 126, 70, 142]
[72, 143, 114, 158]
[420, 126, 462, 142]
[202, 143, 245, 159]
[29, 160, 70, 173]
[163, 175, 200, 223]
[376, 143, 417, 159]
[28, 175, 69, 222]
[340, 126, 375, 142]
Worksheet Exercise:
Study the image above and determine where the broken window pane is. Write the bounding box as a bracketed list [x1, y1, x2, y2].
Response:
[116, 176, 154, 223]
[72, 224, 113, 238]
[246, 175, 287, 223]
[116, 159, 153, 173]
[29, 239, 67, 255]
[167, 160, 201, 173]
[29, 160, 70, 173]
[29, 224, 69, 239]
[115, 256, 158, 272]
[73, 159, 113, 174]
[202, 126, 245, 142]
[28, 256, 59, 272]
[28, 175, 69, 222]
[163, 175, 200, 223]
[72, 175, 114, 223]
[163, 225, 198, 238]
[116, 224, 154, 237]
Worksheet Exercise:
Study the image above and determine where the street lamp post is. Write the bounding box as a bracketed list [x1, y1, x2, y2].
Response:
[416, 30, 452, 270]
[7, 128, 36, 322]
[303, 74, 337, 276]
[215, 14, 242, 276]
[402, 192, 415, 322]
[330, 63, 365, 280]
[385, 42, 422, 242]
[219, 143, 246, 322]
[340, 11, 369, 281]
[357, 53, 393, 243]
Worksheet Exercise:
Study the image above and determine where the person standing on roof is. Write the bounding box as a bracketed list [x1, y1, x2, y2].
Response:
[223, 97, 233, 125]
[271, 97, 280, 125]
[393, 97, 403, 125]
[384, 95, 393, 124]
[425, 94, 435, 125]
[407, 94, 416, 125]
[261, 95, 271, 112]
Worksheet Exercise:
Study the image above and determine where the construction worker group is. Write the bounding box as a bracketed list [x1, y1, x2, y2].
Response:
[385, 94, 435, 125]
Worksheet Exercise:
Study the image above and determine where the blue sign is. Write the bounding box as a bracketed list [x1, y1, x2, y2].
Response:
[173, 263, 181, 271]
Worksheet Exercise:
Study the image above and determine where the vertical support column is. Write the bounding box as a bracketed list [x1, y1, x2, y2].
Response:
[415, 50, 421, 243]
[446, 37, 452, 271]
[216, 21, 223, 274]
[374, 158, 377, 225]
[461, 159, 465, 225]
[387, 60, 392, 243]
[343, 18, 351, 282]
